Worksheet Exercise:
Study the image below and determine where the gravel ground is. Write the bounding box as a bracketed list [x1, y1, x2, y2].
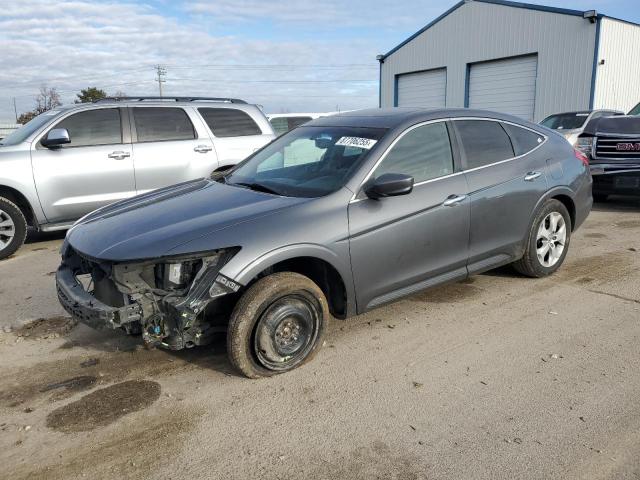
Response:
[0, 198, 638, 480]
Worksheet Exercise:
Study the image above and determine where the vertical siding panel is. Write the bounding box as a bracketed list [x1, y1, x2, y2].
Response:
[594, 18, 640, 112]
[380, 2, 597, 121]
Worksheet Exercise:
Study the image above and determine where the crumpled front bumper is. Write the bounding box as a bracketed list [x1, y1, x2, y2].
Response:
[56, 265, 143, 330]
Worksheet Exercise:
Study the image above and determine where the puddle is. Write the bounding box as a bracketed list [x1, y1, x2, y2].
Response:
[40, 375, 97, 393]
[0, 346, 221, 408]
[14, 316, 77, 339]
[47, 380, 161, 433]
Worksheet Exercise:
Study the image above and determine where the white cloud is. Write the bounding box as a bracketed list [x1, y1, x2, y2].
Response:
[1, 0, 423, 121]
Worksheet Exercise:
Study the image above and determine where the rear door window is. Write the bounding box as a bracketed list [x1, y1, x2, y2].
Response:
[288, 116, 313, 130]
[199, 108, 262, 137]
[455, 120, 514, 169]
[51, 108, 122, 147]
[132, 107, 196, 142]
[373, 121, 454, 183]
[270, 117, 289, 136]
[501, 123, 543, 156]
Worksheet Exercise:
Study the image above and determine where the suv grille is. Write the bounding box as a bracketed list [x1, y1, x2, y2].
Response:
[595, 137, 640, 162]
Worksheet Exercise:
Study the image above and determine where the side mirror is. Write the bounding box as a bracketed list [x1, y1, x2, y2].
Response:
[41, 128, 70, 148]
[364, 173, 414, 199]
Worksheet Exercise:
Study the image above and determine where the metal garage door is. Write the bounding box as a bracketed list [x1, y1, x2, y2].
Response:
[396, 69, 446, 108]
[468, 55, 538, 121]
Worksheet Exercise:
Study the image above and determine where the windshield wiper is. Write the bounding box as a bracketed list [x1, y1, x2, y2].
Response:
[231, 181, 281, 195]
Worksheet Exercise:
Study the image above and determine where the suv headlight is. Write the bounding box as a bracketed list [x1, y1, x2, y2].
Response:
[575, 137, 594, 157]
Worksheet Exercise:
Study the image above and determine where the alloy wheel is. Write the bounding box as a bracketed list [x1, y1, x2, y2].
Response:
[536, 211, 566, 268]
[0, 209, 16, 252]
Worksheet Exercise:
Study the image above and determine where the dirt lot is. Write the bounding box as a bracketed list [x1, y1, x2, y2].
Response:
[0, 199, 639, 480]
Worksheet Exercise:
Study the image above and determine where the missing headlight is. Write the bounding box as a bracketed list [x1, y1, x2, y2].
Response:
[157, 260, 202, 290]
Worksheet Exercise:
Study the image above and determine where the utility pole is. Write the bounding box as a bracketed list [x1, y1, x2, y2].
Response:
[13, 98, 18, 123]
[155, 65, 166, 97]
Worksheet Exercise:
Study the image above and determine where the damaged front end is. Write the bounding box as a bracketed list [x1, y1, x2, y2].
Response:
[56, 245, 242, 349]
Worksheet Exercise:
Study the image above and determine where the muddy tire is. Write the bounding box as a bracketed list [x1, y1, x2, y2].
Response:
[227, 272, 329, 378]
[0, 196, 28, 261]
[513, 199, 571, 278]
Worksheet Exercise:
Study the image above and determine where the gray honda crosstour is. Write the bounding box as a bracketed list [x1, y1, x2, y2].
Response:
[56, 108, 592, 378]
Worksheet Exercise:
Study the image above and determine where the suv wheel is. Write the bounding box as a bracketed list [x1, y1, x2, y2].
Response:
[0, 197, 28, 261]
[513, 199, 571, 278]
[227, 272, 329, 378]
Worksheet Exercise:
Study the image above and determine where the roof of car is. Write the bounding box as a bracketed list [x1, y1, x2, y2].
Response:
[306, 107, 536, 130]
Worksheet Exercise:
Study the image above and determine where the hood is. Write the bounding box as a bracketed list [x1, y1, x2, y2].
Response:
[66, 178, 307, 261]
[583, 115, 640, 137]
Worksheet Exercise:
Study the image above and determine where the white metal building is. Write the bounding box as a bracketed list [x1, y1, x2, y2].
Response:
[378, 0, 640, 122]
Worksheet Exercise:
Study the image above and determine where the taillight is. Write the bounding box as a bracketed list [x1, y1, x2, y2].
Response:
[574, 148, 589, 167]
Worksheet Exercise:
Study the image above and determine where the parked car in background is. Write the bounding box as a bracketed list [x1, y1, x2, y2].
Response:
[0, 123, 21, 141]
[267, 112, 338, 136]
[56, 108, 591, 378]
[576, 101, 640, 201]
[0, 96, 275, 259]
[540, 109, 622, 146]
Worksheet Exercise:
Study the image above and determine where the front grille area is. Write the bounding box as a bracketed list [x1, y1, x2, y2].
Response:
[595, 137, 640, 162]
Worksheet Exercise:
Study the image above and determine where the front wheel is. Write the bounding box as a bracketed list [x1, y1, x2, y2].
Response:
[513, 199, 571, 278]
[0, 197, 28, 261]
[227, 272, 329, 378]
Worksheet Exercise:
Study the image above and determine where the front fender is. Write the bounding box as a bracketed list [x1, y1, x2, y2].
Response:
[221, 242, 357, 317]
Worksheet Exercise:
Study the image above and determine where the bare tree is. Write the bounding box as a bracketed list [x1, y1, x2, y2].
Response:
[34, 85, 61, 114]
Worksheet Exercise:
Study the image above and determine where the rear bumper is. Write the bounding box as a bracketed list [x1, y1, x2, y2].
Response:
[56, 265, 143, 330]
[590, 163, 640, 196]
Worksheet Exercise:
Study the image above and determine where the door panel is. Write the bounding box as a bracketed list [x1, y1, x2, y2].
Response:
[31, 108, 135, 223]
[454, 120, 548, 267]
[130, 107, 217, 194]
[349, 176, 470, 310]
[348, 121, 469, 311]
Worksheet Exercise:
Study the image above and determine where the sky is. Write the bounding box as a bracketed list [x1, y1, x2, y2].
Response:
[0, 0, 638, 122]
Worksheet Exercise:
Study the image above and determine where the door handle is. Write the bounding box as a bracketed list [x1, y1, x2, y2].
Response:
[524, 171, 542, 181]
[108, 151, 130, 160]
[442, 194, 467, 207]
[194, 144, 213, 153]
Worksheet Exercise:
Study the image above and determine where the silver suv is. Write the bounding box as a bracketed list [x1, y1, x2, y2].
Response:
[0, 96, 275, 259]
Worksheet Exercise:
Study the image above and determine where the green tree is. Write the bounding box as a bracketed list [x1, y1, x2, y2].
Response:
[75, 87, 107, 103]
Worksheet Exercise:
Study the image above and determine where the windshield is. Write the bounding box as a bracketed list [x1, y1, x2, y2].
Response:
[224, 126, 387, 198]
[0, 109, 64, 146]
[629, 102, 640, 116]
[540, 112, 590, 130]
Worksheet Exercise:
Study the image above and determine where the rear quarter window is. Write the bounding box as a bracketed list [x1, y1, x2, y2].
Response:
[502, 123, 544, 156]
[199, 108, 262, 137]
[455, 120, 514, 169]
[132, 107, 196, 142]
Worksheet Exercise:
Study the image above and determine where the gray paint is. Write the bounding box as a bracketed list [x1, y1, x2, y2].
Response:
[380, 1, 597, 121]
[62, 108, 592, 319]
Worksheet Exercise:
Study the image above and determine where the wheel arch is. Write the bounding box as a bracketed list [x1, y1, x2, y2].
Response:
[0, 185, 37, 227]
[230, 245, 355, 319]
[532, 186, 577, 231]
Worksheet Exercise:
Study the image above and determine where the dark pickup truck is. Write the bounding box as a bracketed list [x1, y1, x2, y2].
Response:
[576, 102, 640, 201]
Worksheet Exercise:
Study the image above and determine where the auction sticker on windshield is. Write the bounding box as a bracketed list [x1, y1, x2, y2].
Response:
[335, 137, 378, 149]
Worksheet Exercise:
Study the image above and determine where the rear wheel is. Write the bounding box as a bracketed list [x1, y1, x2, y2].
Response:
[513, 199, 571, 278]
[227, 272, 329, 378]
[0, 197, 27, 261]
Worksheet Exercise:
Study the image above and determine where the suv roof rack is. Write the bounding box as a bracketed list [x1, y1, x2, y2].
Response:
[95, 96, 247, 104]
